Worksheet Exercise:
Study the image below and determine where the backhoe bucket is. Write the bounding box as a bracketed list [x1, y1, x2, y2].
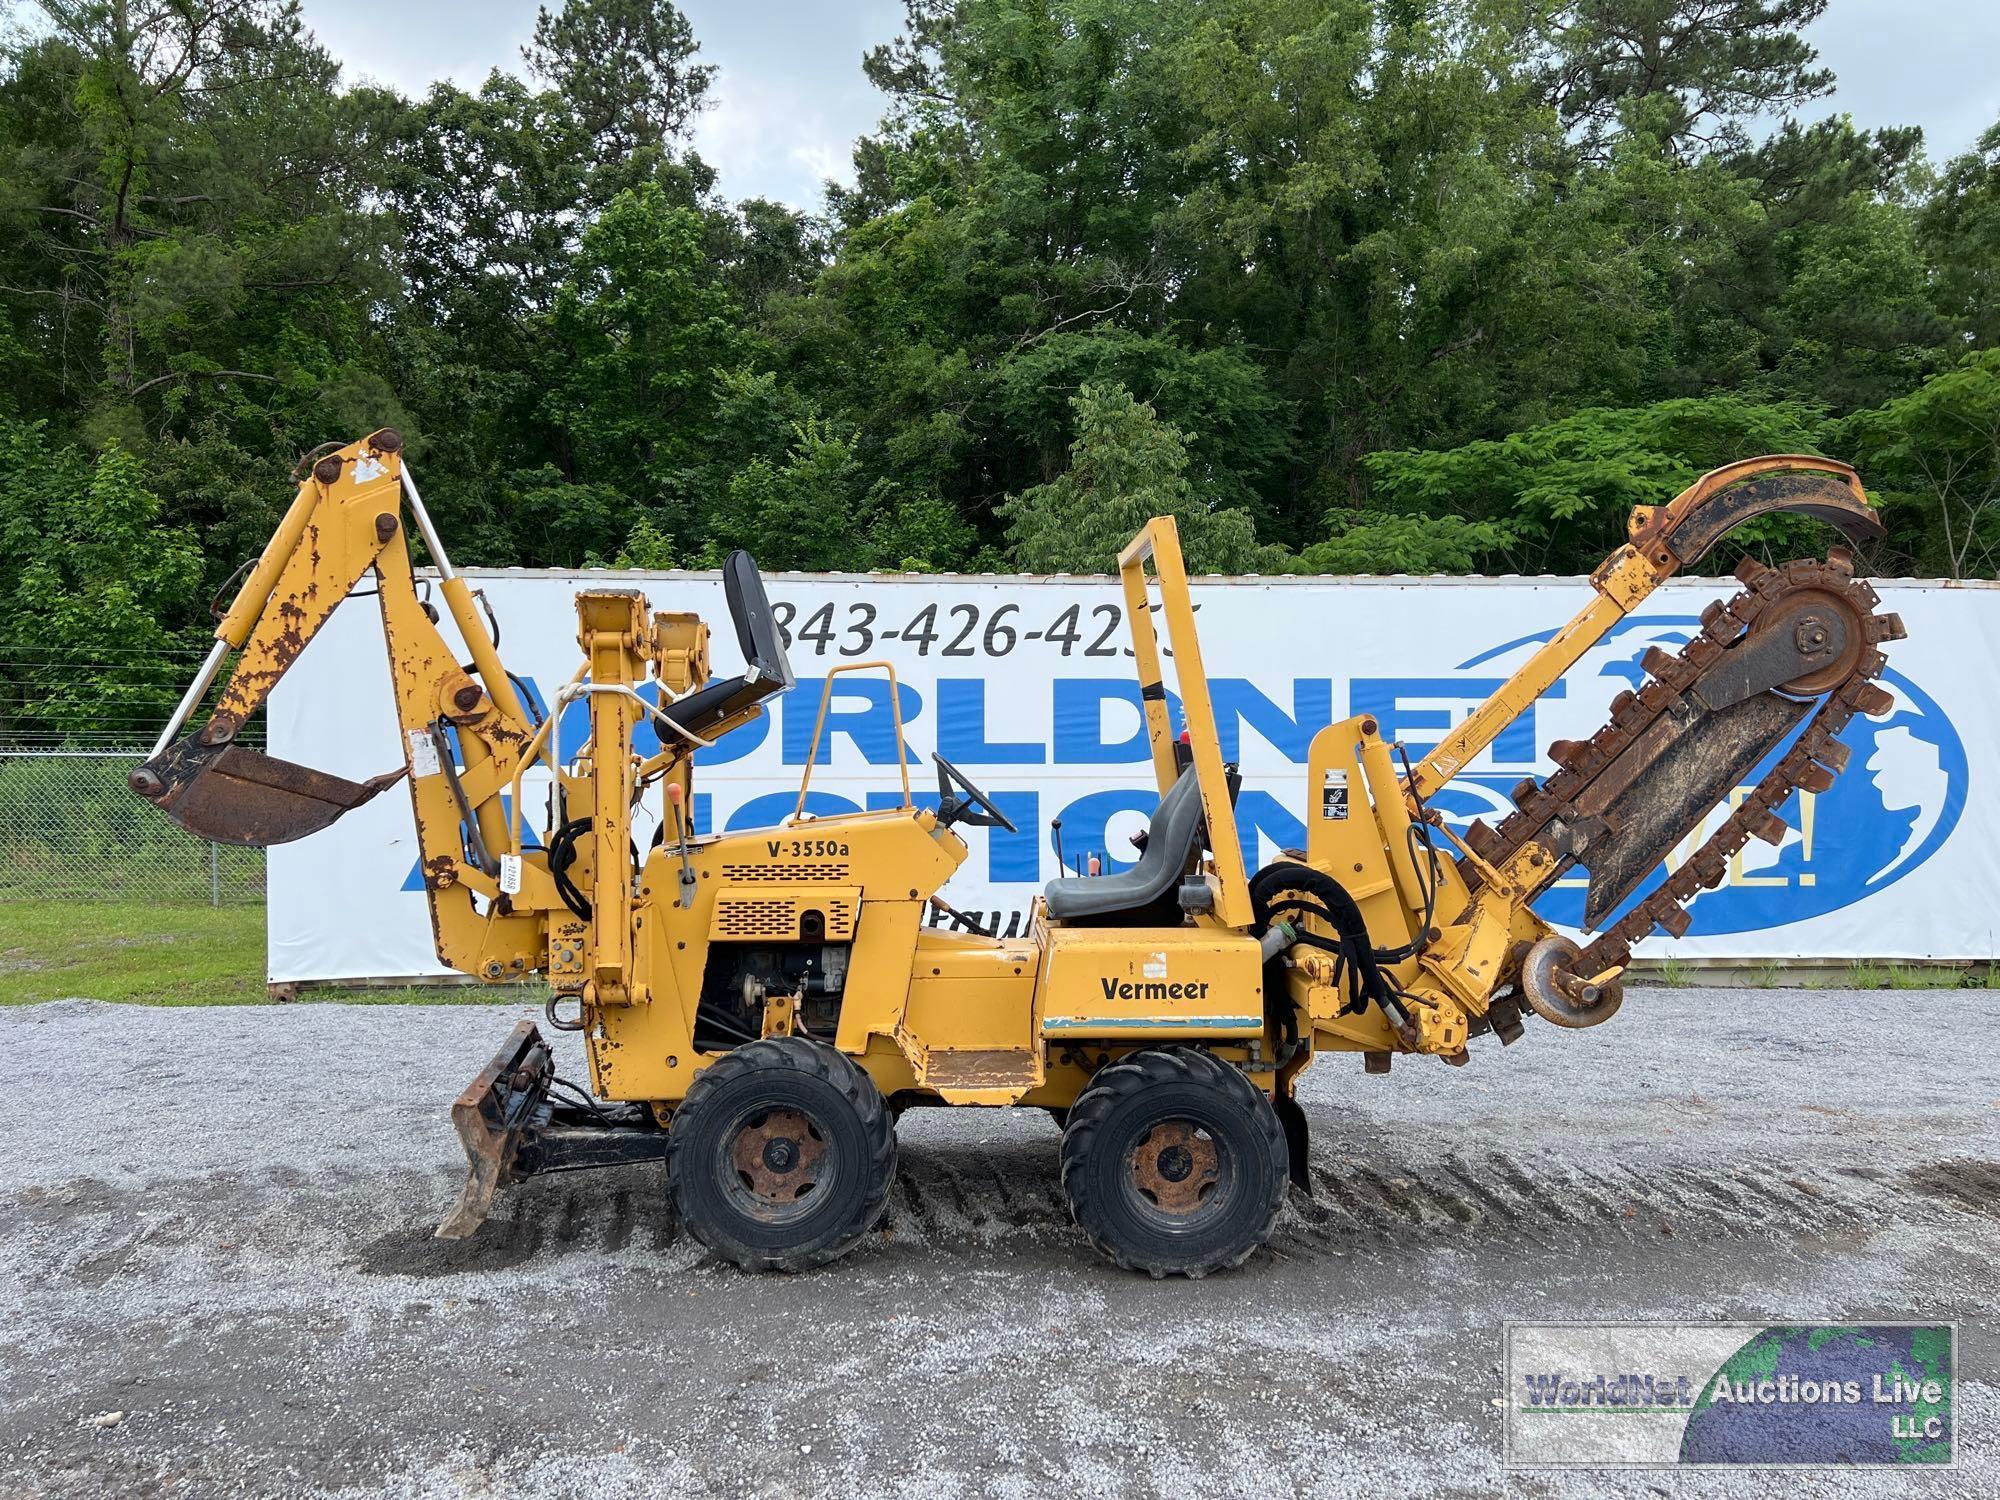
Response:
[129, 734, 403, 848]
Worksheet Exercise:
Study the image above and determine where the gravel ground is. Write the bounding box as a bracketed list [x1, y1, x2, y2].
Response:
[0, 990, 1994, 1499]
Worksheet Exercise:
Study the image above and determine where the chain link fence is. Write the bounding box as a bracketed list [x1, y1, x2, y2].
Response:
[0, 748, 265, 904]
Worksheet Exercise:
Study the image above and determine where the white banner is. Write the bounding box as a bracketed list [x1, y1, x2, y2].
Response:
[268, 568, 1997, 981]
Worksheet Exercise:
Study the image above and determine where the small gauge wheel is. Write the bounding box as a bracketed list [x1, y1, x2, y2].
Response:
[1518, 934, 1625, 1029]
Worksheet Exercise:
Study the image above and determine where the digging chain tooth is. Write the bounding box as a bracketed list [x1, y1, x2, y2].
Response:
[1464, 820, 1504, 862]
[1815, 738, 1851, 773]
[1609, 688, 1636, 718]
[1733, 556, 1773, 586]
[1657, 906, 1694, 938]
[1548, 738, 1585, 772]
[1641, 645, 1689, 685]
[1848, 681, 1895, 717]
[1827, 546, 1855, 576]
[1749, 808, 1788, 846]
[1510, 776, 1543, 811]
[1700, 600, 1748, 644]
[1681, 636, 1724, 671]
[1637, 680, 1677, 713]
[1871, 612, 1907, 643]
[1778, 744, 1838, 793]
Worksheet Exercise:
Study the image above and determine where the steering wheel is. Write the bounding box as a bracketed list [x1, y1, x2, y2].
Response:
[932, 753, 1018, 833]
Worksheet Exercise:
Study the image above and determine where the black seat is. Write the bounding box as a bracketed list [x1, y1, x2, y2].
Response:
[658, 549, 795, 741]
[1044, 767, 1207, 925]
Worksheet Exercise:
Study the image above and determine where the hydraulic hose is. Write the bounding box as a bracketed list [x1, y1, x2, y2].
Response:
[1250, 860, 1416, 1034]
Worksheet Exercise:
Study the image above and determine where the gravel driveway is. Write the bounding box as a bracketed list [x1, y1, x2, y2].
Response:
[1, 991, 1993, 1499]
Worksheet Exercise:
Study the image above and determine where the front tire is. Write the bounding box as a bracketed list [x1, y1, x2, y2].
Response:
[1059, 1047, 1287, 1278]
[666, 1037, 896, 1272]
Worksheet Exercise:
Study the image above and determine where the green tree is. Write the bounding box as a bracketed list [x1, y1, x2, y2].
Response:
[524, 0, 714, 164]
[0, 1, 394, 420]
[1000, 384, 1281, 573]
[0, 0, 1979, 604]
[711, 415, 874, 571]
[1363, 396, 1825, 572]
[1770, 195, 1945, 411]
[1921, 121, 2000, 350]
[1533, 0, 1834, 161]
[540, 183, 746, 552]
[1298, 513, 1515, 575]
[1833, 352, 2000, 579]
[0, 419, 203, 737]
[707, 414, 975, 572]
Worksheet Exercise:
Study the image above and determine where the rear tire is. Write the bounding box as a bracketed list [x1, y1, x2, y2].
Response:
[666, 1037, 896, 1272]
[1059, 1047, 1287, 1278]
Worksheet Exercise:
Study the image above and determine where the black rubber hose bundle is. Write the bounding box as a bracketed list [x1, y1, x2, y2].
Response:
[548, 816, 594, 921]
[547, 816, 645, 923]
[1249, 860, 1395, 1019]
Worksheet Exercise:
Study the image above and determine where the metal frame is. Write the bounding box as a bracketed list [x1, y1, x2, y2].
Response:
[1115, 518, 1252, 930]
[793, 661, 914, 820]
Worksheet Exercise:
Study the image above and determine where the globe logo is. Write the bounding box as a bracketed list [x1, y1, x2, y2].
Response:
[1434, 615, 1967, 939]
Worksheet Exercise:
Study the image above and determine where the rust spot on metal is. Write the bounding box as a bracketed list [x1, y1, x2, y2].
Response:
[453, 684, 482, 712]
[728, 1107, 827, 1218]
[437, 1021, 551, 1239]
[1128, 1120, 1219, 1215]
[918, 1049, 1041, 1091]
[370, 427, 404, 455]
[313, 454, 344, 485]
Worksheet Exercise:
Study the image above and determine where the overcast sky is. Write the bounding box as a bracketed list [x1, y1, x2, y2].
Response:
[304, 0, 2000, 211]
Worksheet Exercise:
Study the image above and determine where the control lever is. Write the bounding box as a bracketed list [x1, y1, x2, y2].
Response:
[664, 782, 698, 909]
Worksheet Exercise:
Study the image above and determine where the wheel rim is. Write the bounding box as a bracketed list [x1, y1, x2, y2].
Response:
[723, 1106, 829, 1222]
[1126, 1118, 1224, 1224]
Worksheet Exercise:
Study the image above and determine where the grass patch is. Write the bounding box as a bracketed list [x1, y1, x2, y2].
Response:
[0, 902, 516, 1007]
[1884, 962, 1966, 991]
[1, 901, 267, 1006]
[1822, 960, 1985, 991]
[1654, 956, 1695, 989]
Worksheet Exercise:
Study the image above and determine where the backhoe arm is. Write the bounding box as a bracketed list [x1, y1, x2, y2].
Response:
[131, 428, 546, 977]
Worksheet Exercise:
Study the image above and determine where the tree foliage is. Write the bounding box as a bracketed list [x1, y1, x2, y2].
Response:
[0, 0, 1995, 739]
[1000, 384, 1282, 573]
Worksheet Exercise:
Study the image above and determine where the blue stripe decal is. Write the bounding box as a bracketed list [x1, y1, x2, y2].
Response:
[1043, 1016, 1262, 1031]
